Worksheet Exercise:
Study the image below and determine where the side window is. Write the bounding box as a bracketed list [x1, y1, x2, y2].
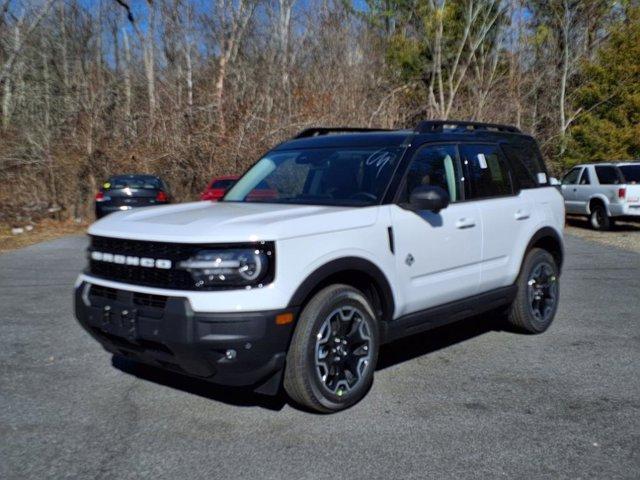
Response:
[561, 168, 581, 185]
[595, 166, 623, 185]
[501, 144, 538, 189]
[579, 169, 590, 185]
[460, 144, 513, 199]
[401, 144, 462, 203]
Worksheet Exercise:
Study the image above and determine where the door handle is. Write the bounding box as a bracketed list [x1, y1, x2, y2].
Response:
[455, 218, 476, 229]
[515, 210, 530, 220]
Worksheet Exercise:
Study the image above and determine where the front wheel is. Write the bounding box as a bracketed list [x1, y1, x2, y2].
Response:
[284, 284, 379, 413]
[506, 248, 560, 334]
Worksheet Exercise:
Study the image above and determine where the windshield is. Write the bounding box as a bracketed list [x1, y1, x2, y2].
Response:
[224, 147, 402, 206]
[619, 165, 640, 184]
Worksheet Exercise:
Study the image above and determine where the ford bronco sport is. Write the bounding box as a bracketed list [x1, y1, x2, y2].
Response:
[75, 120, 564, 413]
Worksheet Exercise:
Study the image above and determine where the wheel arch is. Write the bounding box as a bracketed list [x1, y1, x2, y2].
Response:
[287, 257, 396, 323]
[587, 194, 609, 215]
[524, 227, 564, 274]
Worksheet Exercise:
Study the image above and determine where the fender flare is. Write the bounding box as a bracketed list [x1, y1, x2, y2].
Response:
[587, 194, 610, 215]
[524, 226, 564, 274]
[287, 257, 395, 322]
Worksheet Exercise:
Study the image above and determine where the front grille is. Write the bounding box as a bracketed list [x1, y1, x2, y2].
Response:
[89, 260, 194, 289]
[87, 235, 274, 290]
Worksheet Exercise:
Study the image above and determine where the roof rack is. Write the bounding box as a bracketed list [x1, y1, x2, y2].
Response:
[294, 127, 392, 138]
[415, 120, 521, 134]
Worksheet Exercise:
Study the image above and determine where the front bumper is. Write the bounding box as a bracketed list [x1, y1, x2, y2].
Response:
[74, 282, 296, 393]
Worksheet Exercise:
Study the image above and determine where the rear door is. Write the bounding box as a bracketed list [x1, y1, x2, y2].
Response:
[459, 143, 533, 291]
[389, 143, 482, 314]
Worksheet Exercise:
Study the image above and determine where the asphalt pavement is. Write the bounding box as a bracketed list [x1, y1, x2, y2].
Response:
[1, 234, 639, 479]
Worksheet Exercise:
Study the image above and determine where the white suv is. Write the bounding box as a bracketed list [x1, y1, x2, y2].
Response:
[561, 162, 640, 230]
[75, 121, 565, 412]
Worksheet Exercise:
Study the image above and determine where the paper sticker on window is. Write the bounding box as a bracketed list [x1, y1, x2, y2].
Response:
[537, 173, 547, 184]
[477, 153, 488, 169]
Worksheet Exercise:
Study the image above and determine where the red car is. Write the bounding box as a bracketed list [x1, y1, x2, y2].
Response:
[200, 175, 278, 201]
[200, 175, 238, 201]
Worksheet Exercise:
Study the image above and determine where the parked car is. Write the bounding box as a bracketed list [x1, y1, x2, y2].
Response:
[200, 175, 238, 201]
[560, 162, 640, 230]
[200, 175, 278, 201]
[95, 174, 171, 219]
[75, 121, 564, 413]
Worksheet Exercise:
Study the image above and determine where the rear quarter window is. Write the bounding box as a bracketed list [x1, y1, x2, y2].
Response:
[595, 166, 623, 185]
[619, 165, 640, 184]
[501, 139, 548, 187]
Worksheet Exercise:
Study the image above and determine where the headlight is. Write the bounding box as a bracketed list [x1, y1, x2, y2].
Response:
[178, 247, 272, 288]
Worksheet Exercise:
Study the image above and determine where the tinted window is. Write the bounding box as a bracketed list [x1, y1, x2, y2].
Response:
[401, 144, 462, 203]
[579, 169, 590, 185]
[108, 176, 161, 189]
[461, 144, 513, 199]
[501, 144, 539, 188]
[619, 165, 640, 184]
[595, 166, 623, 185]
[561, 168, 581, 185]
[224, 147, 402, 206]
[211, 179, 236, 189]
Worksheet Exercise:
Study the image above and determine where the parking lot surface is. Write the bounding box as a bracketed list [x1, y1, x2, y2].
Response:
[1, 234, 639, 479]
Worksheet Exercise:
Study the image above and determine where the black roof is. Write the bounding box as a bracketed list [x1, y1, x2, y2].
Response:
[274, 121, 531, 151]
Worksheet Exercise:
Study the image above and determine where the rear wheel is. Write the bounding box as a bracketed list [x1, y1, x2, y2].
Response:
[589, 203, 612, 230]
[507, 248, 559, 334]
[284, 284, 379, 413]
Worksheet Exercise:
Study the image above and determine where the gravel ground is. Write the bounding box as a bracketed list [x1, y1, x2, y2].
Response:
[565, 217, 640, 253]
[1, 234, 639, 479]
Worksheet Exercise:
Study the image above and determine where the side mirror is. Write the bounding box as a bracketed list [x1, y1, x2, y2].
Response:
[409, 185, 450, 213]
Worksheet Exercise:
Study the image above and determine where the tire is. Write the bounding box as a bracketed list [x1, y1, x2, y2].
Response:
[506, 248, 560, 334]
[284, 284, 379, 413]
[589, 203, 611, 231]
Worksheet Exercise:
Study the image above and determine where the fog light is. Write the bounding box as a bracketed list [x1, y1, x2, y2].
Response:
[225, 349, 236, 360]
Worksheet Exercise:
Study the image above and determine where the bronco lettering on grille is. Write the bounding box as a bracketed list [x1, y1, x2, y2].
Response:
[90, 251, 172, 269]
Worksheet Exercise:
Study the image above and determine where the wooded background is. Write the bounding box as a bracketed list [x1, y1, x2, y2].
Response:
[1, 0, 639, 222]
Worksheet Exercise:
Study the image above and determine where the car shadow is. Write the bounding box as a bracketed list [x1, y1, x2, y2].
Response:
[377, 311, 507, 370]
[111, 311, 510, 411]
[566, 216, 640, 232]
[111, 355, 289, 411]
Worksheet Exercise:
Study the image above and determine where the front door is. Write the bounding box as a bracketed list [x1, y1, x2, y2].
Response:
[389, 144, 482, 316]
[560, 167, 582, 214]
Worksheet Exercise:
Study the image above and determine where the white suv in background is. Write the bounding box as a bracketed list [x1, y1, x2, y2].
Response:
[561, 162, 640, 230]
[75, 120, 565, 413]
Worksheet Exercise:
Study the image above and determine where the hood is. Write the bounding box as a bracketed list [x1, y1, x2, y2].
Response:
[88, 201, 379, 243]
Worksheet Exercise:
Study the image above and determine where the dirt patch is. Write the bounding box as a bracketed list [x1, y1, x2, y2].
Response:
[0, 219, 87, 253]
[565, 217, 640, 253]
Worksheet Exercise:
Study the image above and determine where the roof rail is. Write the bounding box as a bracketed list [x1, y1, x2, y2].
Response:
[415, 120, 521, 134]
[294, 127, 392, 138]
